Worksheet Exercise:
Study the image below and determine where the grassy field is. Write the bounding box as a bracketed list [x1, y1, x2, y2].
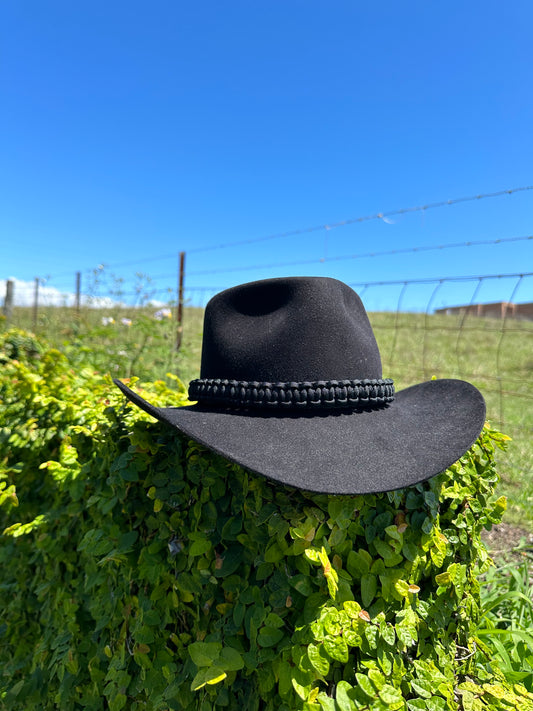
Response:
[5, 303, 533, 530]
[372, 311, 533, 530]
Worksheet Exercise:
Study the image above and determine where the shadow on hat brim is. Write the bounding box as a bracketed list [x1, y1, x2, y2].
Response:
[113, 378, 486, 495]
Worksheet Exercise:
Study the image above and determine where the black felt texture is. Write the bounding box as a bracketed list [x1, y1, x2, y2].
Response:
[114, 276, 487, 494]
[200, 277, 382, 382]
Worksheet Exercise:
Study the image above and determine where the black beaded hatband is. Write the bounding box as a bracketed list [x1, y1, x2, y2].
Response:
[188, 377, 395, 410]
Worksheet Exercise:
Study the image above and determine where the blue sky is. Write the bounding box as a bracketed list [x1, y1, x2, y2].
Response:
[1, 0, 532, 311]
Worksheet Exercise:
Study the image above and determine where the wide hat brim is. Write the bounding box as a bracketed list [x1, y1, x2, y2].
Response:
[114, 377, 486, 495]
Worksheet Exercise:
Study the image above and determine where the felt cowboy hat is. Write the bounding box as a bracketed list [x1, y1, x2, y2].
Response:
[114, 276, 486, 494]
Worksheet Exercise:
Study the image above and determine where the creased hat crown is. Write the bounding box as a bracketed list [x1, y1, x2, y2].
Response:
[200, 276, 383, 382]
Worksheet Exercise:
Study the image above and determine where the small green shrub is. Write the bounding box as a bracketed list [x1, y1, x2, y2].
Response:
[0, 328, 43, 362]
[1, 329, 532, 710]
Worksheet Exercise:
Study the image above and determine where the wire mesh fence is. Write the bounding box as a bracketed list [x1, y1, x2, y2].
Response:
[2, 184, 532, 485]
[2, 269, 532, 434]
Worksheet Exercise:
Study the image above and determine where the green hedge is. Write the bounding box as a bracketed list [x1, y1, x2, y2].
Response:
[1, 329, 532, 711]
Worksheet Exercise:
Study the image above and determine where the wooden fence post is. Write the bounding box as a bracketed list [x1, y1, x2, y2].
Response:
[33, 278, 39, 330]
[3, 280, 14, 322]
[176, 251, 186, 350]
[75, 271, 81, 317]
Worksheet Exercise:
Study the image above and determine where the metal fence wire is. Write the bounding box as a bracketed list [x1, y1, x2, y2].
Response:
[3, 271, 531, 438]
[2, 184, 533, 459]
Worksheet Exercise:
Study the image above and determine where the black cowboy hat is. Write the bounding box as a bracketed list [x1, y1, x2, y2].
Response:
[114, 276, 486, 494]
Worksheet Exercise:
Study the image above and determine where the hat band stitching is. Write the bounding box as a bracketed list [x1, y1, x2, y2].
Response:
[188, 378, 394, 409]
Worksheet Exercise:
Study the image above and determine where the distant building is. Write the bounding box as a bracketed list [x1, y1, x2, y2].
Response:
[435, 302, 533, 320]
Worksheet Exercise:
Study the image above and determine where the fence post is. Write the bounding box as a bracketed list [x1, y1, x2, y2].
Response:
[176, 251, 186, 350]
[75, 271, 81, 317]
[33, 278, 39, 330]
[3, 280, 14, 322]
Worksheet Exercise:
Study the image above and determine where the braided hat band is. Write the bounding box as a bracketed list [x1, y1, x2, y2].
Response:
[188, 377, 394, 410]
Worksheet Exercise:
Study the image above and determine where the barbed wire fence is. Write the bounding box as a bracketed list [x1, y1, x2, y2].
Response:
[4, 183, 532, 302]
[2, 186, 532, 457]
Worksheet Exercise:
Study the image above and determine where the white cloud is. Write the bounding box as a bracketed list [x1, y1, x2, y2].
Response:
[0, 278, 115, 308]
[1, 278, 66, 307]
[1, 278, 167, 309]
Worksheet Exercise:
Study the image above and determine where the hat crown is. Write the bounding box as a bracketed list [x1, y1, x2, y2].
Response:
[200, 277, 382, 382]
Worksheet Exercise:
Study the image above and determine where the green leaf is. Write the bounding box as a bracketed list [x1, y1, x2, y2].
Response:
[304, 547, 322, 564]
[214, 545, 243, 577]
[425, 697, 447, 711]
[316, 692, 336, 711]
[402, 542, 421, 563]
[326, 572, 338, 600]
[121, 467, 140, 482]
[233, 601, 246, 627]
[264, 540, 285, 563]
[324, 610, 341, 636]
[361, 573, 377, 607]
[329, 525, 346, 547]
[411, 679, 433, 699]
[346, 550, 369, 578]
[407, 701, 427, 711]
[368, 668, 386, 691]
[117, 530, 138, 551]
[219, 647, 244, 671]
[364, 622, 379, 649]
[377, 646, 393, 676]
[109, 693, 128, 711]
[396, 623, 417, 647]
[379, 684, 403, 707]
[343, 628, 363, 647]
[190, 666, 227, 691]
[189, 537, 211, 557]
[307, 643, 330, 676]
[188, 642, 222, 667]
[335, 680, 357, 711]
[264, 612, 284, 628]
[373, 538, 394, 560]
[379, 619, 396, 646]
[278, 657, 292, 696]
[343, 600, 362, 619]
[434, 571, 451, 586]
[430, 542, 447, 567]
[412, 660, 447, 685]
[257, 626, 284, 648]
[323, 634, 349, 663]
[460, 690, 476, 711]
[328, 498, 356, 525]
[292, 674, 313, 701]
[290, 573, 315, 596]
[355, 673, 376, 699]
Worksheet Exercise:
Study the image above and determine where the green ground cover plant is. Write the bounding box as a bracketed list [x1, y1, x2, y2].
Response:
[1, 329, 532, 710]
